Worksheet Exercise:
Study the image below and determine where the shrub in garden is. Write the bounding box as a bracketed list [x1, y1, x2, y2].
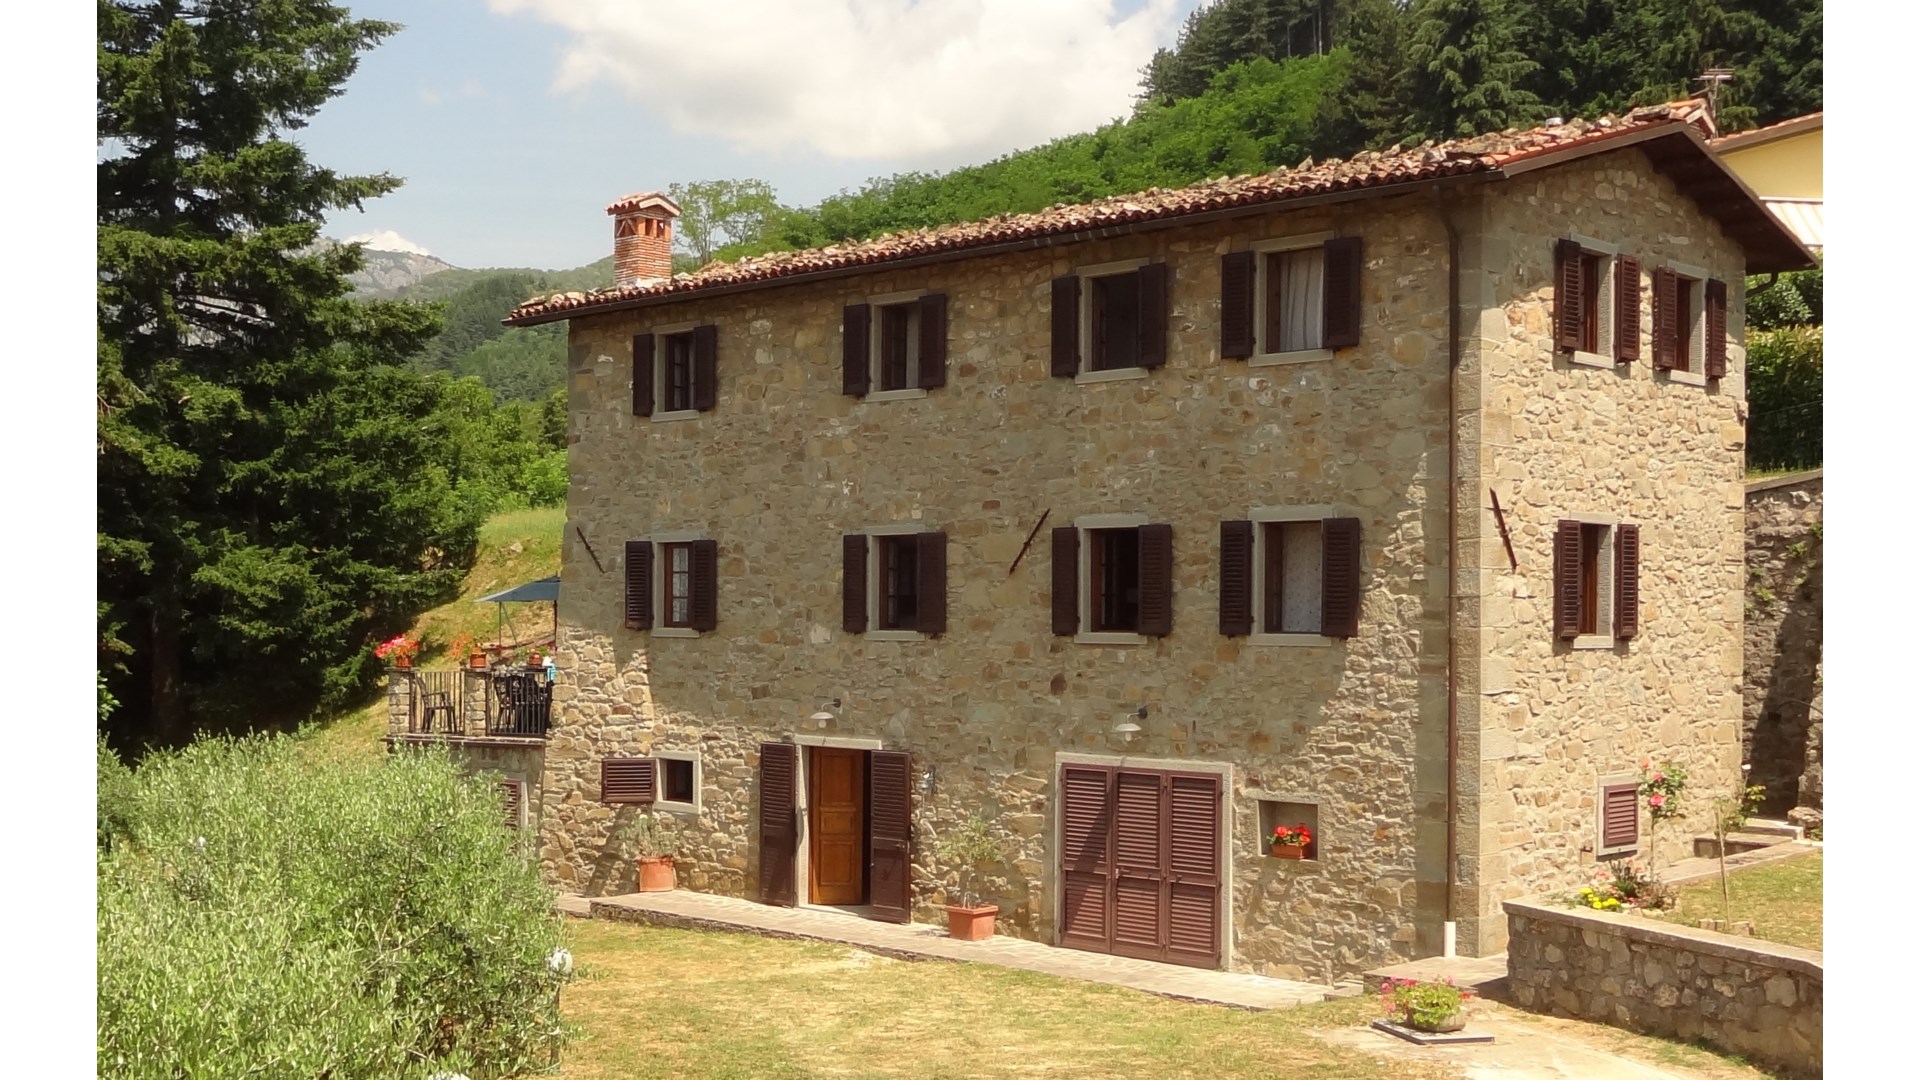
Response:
[98, 736, 569, 1078]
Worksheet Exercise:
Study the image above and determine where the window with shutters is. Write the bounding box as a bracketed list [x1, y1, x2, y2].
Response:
[1220, 234, 1362, 365]
[654, 751, 701, 814]
[1553, 235, 1632, 370]
[1597, 774, 1641, 857]
[1060, 514, 1174, 644]
[1652, 261, 1721, 386]
[500, 776, 529, 830]
[626, 531, 719, 637]
[1219, 507, 1362, 644]
[844, 290, 948, 401]
[1552, 515, 1642, 649]
[1060, 258, 1169, 383]
[636, 320, 718, 420]
[662, 331, 695, 412]
[844, 526, 948, 640]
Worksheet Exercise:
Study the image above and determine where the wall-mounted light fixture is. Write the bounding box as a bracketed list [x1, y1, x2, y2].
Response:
[809, 698, 841, 727]
[1112, 720, 1142, 742]
[919, 763, 937, 796]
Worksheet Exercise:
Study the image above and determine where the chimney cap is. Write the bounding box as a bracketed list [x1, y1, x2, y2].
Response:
[606, 191, 682, 217]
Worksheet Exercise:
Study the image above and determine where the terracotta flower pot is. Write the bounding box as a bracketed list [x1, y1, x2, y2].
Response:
[469, 651, 487, 668]
[636, 856, 676, 893]
[394, 656, 412, 669]
[945, 904, 998, 941]
[1272, 844, 1306, 859]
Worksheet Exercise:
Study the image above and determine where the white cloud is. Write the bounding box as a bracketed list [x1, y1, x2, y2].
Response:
[489, 0, 1182, 162]
[344, 229, 434, 256]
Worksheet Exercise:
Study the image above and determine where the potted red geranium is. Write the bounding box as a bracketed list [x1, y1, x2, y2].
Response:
[374, 634, 420, 669]
[1271, 823, 1313, 859]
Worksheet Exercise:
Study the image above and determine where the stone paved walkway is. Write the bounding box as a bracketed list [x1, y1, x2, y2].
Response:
[577, 889, 1332, 1010]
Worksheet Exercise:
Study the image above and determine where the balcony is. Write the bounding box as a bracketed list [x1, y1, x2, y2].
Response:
[385, 665, 552, 744]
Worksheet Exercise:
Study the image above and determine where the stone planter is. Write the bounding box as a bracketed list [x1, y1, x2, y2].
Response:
[635, 856, 676, 892]
[945, 904, 998, 941]
[1405, 1011, 1467, 1034]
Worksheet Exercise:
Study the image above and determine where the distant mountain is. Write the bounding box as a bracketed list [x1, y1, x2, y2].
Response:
[342, 246, 458, 297]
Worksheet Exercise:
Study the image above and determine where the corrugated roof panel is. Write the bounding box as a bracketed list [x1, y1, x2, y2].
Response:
[1764, 199, 1823, 249]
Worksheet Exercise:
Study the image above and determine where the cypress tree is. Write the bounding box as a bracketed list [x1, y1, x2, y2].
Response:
[97, 0, 480, 746]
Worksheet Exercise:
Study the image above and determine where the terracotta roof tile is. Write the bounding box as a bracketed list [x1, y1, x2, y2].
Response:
[508, 102, 1744, 325]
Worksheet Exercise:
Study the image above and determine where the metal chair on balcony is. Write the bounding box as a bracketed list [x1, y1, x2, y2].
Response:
[490, 671, 552, 737]
[420, 690, 457, 735]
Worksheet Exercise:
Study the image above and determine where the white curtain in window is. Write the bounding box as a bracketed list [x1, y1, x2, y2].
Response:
[1269, 249, 1325, 353]
[1279, 521, 1322, 633]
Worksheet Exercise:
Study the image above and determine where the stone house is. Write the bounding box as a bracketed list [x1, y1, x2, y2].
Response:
[500, 103, 1813, 978]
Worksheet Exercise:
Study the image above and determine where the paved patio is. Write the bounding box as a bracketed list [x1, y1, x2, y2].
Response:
[568, 888, 1334, 1010]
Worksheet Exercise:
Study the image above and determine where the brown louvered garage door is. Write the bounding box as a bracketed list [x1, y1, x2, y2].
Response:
[1058, 763, 1222, 969]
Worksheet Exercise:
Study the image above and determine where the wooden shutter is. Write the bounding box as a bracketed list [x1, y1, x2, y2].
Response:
[1219, 251, 1256, 359]
[918, 292, 948, 389]
[500, 778, 525, 829]
[1050, 275, 1080, 378]
[1165, 772, 1222, 968]
[1651, 267, 1678, 370]
[1051, 526, 1079, 635]
[1614, 255, 1641, 364]
[916, 531, 947, 636]
[1320, 517, 1362, 638]
[1600, 782, 1640, 853]
[868, 749, 913, 924]
[1322, 236, 1364, 349]
[757, 743, 798, 906]
[691, 323, 718, 410]
[1109, 769, 1165, 961]
[623, 541, 653, 631]
[1704, 278, 1728, 378]
[1059, 764, 1114, 952]
[1137, 262, 1169, 369]
[842, 304, 872, 397]
[1137, 523, 1174, 637]
[1218, 519, 1253, 636]
[601, 758, 656, 804]
[1554, 238, 1584, 351]
[842, 533, 869, 634]
[689, 538, 718, 632]
[632, 334, 655, 416]
[1614, 523, 1641, 640]
[1553, 520, 1583, 639]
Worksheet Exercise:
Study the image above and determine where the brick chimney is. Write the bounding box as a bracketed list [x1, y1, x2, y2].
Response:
[607, 191, 681, 288]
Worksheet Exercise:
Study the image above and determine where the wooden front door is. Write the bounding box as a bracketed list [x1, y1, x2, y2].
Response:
[809, 747, 867, 905]
[1058, 763, 1223, 969]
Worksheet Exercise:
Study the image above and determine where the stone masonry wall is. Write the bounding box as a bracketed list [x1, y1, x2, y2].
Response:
[1505, 898, 1822, 1078]
[1453, 151, 1751, 953]
[1740, 471, 1822, 820]
[547, 194, 1458, 979]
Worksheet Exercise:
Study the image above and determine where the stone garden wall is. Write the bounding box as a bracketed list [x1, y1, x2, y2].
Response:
[1505, 897, 1822, 1078]
[1741, 470, 1822, 823]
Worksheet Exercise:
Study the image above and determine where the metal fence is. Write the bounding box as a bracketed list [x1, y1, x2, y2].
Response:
[387, 666, 552, 739]
[1747, 398, 1822, 473]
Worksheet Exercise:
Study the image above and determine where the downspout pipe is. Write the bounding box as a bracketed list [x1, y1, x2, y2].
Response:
[1431, 186, 1464, 956]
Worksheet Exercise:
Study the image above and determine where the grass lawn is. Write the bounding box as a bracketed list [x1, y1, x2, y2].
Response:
[1673, 850, 1822, 951]
[554, 919, 1460, 1080]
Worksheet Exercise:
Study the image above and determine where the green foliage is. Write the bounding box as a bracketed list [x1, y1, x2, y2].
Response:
[1746, 324, 1822, 471]
[1138, 0, 1340, 108]
[1379, 977, 1469, 1030]
[615, 811, 685, 859]
[670, 179, 785, 266]
[1576, 859, 1676, 911]
[1405, 0, 1542, 140]
[937, 815, 1005, 907]
[1640, 760, 1688, 823]
[1747, 266, 1822, 331]
[97, 735, 569, 1078]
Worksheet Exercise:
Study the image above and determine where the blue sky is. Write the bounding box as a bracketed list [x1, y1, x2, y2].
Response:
[305, 0, 1198, 270]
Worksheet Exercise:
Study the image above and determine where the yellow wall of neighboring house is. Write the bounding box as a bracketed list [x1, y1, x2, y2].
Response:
[1719, 129, 1823, 200]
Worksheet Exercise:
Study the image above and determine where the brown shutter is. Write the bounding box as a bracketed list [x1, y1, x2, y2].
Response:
[916, 531, 947, 636]
[1137, 523, 1174, 637]
[1109, 769, 1166, 960]
[1218, 520, 1254, 636]
[500, 778, 524, 829]
[1601, 783, 1640, 852]
[1614, 522, 1641, 640]
[1165, 771, 1222, 968]
[1553, 520, 1583, 639]
[623, 541, 653, 631]
[1050, 275, 1080, 377]
[1137, 262, 1169, 369]
[1058, 764, 1114, 952]
[757, 743, 798, 906]
[868, 749, 913, 924]
[689, 538, 718, 632]
[842, 533, 869, 634]
[1323, 236, 1364, 349]
[1051, 526, 1079, 635]
[918, 292, 948, 389]
[1320, 517, 1362, 638]
[1651, 267, 1678, 370]
[601, 758, 656, 804]
[691, 323, 718, 410]
[1554, 238, 1584, 351]
[1219, 251, 1256, 360]
[631, 334, 654, 416]
[842, 304, 871, 397]
[1614, 255, 1641, 364]
[1705, 278, 1728, 378]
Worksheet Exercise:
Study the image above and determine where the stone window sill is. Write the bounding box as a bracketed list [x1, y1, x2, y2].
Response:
[1568, 350, 1614, 369]
[652, 627, 700, 639]
[1248, 632, 1334, 647]
[865, 629, 924, 642]
[1074, 631, 1148, 646]
[1664, 369, 1708, 387]
[1247, 347, 1333, 367]
[654, 799, 698, 816]
[864, 388, 928, 402]
[652, 409, 700, 423]
[1075, 367, 1150, 385]
[1570, 634, 1616, 651]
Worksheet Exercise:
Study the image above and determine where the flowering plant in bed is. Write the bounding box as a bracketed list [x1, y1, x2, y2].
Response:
[1379, 977, 1473, 1033]
[373, 633, 420, 666]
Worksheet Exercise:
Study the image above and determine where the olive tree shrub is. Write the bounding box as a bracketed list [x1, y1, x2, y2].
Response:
[98, 736, 569, 1078]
